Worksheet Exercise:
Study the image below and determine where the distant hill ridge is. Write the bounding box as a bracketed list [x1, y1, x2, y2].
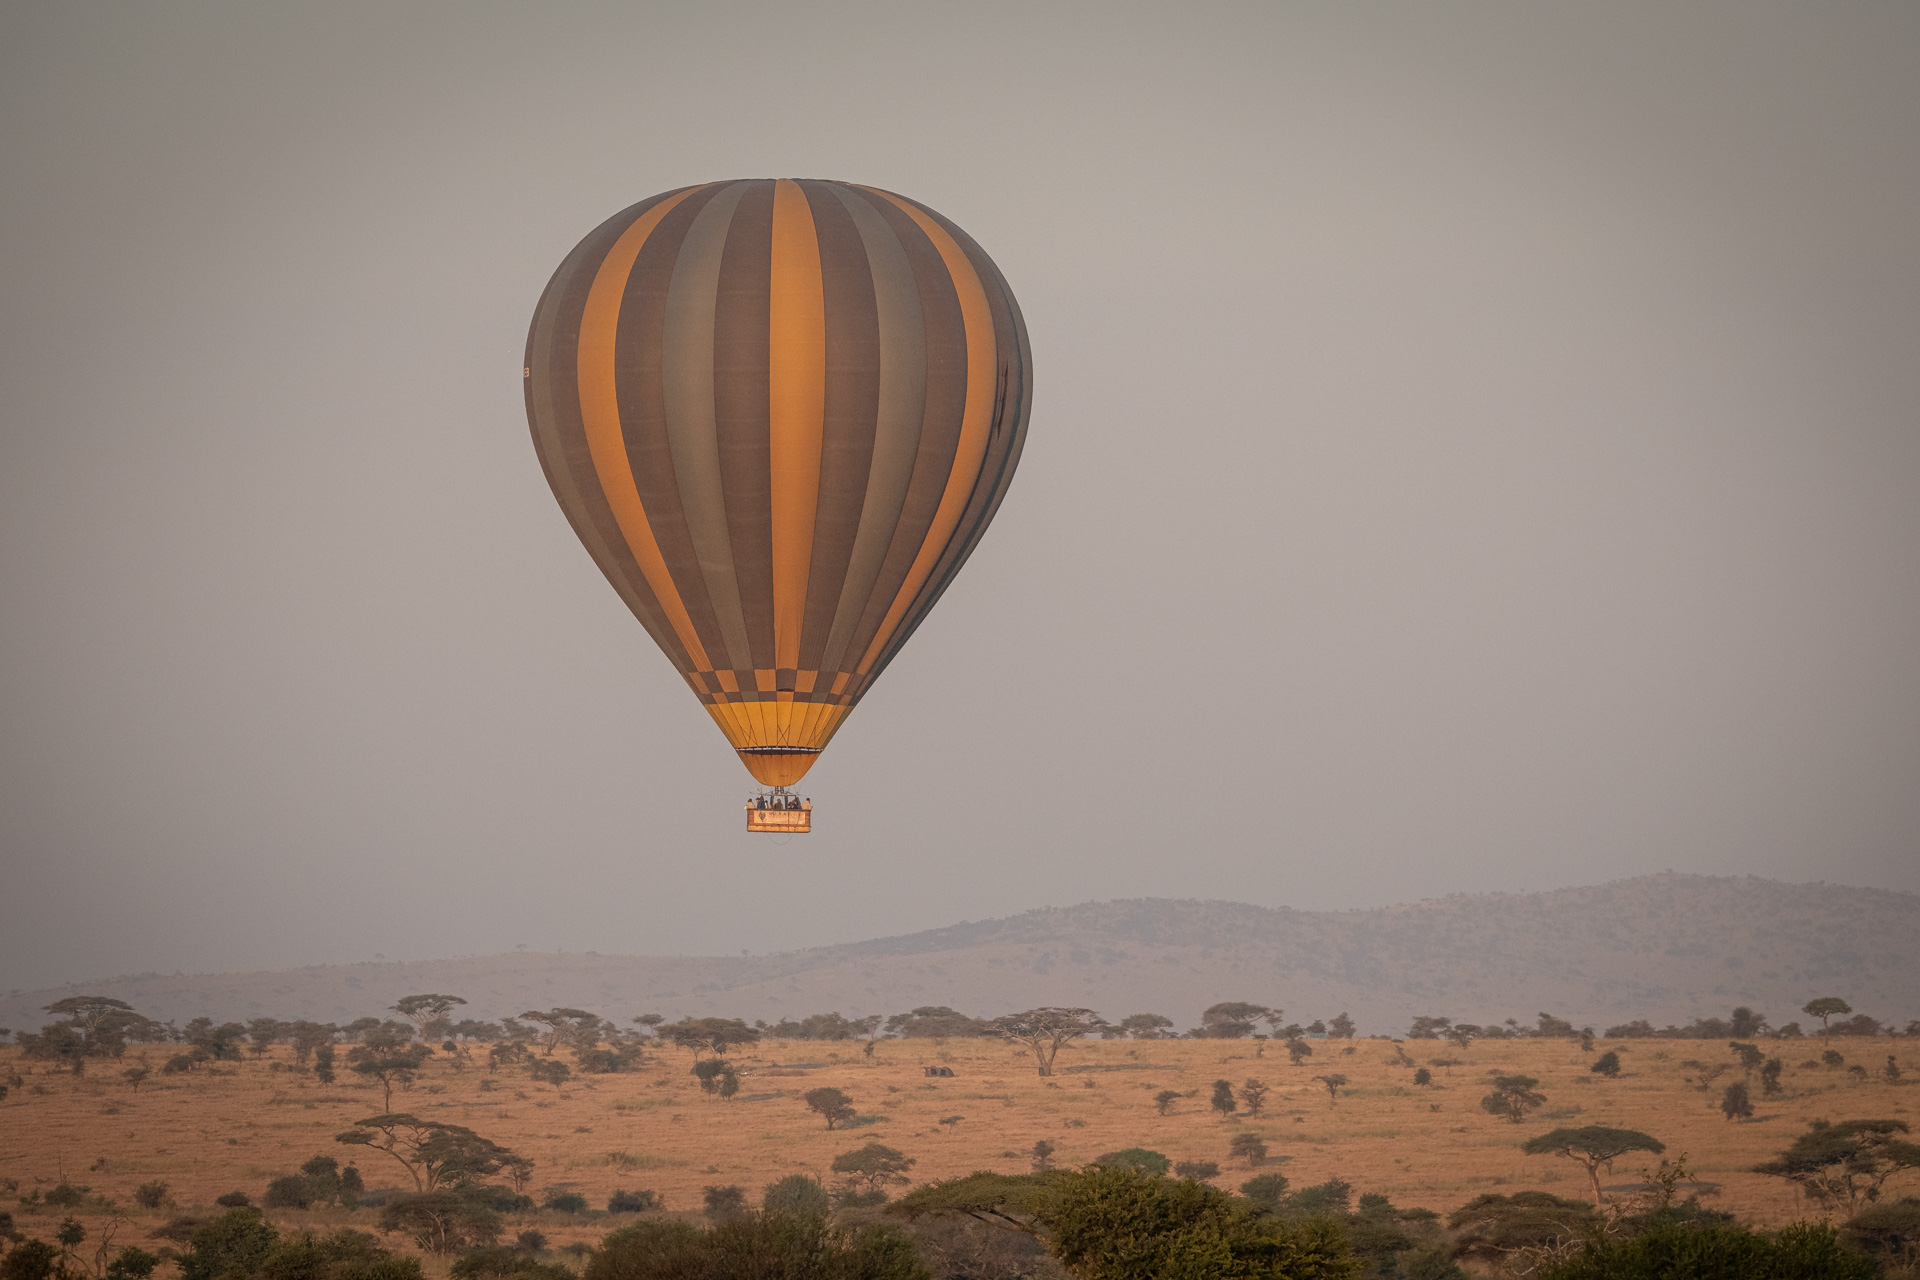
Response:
[4, 874, 1914, 1036]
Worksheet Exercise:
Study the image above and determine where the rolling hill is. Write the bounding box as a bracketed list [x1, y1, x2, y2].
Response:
[4, 873, 1914, 1036]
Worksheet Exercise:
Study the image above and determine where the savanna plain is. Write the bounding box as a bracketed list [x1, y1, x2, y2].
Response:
[4, 1028, 1916, 1274]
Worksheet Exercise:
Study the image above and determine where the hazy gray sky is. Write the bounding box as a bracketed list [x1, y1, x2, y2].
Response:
[4, 2, 1918, 993]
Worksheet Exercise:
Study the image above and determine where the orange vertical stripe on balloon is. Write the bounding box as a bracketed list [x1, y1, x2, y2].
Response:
[577, 186, 714, 672]
[767, 179, 827, 672]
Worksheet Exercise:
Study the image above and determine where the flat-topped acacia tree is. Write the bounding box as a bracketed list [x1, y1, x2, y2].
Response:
[659, 1016, 760, 1058]
[1803, 997, 1853, 1040]
[335, 1114, 528, 1192]
[1194, 1003, 1273, 1039]
[390, 994, 466, 1036]
[1522, 1126, 1665, 1206]
[990, 1008, 1107, 1077]
[1116, 1013, 1174, 1040]
[1755, 1119, 1920, 1210]
[518, 1008, 604, 1056]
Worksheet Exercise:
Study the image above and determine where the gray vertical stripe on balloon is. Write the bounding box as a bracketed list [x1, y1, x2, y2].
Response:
[661, 180, 754, 673]
[818, 186, 928, 678]
[526, 196, 696, 673]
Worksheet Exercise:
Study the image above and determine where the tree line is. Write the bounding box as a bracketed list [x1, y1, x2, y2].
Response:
[1403, 999, 1910, 1048]
[10, 992, 1914, 1101]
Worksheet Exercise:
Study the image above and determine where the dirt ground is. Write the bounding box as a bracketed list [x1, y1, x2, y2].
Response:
[3, 1035, 1915, 1261]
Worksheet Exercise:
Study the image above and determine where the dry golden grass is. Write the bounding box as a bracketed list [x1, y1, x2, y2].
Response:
[3, 1036, 1916, 1253]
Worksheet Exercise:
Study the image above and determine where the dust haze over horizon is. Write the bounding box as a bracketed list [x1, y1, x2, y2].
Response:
[3, 3, 1918, 993]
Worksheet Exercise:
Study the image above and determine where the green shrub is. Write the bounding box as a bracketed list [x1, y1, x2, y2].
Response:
[178, 1209, 278, 1280]
[605, 1190, 658, 1214]
[762, 1176, 831, 1218]
[541, 1193, 587, 1215]
[256, 1229, 421, 1280]
[0, 1240, 63, 1280]
[1093, 1148, 1171, 1176]
[460, 1187, 532, 1214]
[1536, 1219, 1875, 1279]
[1282, 1180, 1353, 1219]
[449, 1247, 572, 1280]
[1047, 1163, 1357, 1280]
[1397, 1243, 1467, 1279]
[586, 1214, 928, 1280]
[263, 1178, 313, 1210]
[1239, 1174, 1291, 1212]
[103, 1248, 163, 1280]
[702, 1187, 747, 1221]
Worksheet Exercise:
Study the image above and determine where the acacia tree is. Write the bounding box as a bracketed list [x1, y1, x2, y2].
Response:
[185, 1018, 250, 1060]
[1228, 1133, 1268, 1167]
[245, 1018, 286, 1058]
[991, 1008, 1107, 1077]
[287, 1022, 338, 1069]
[1754, 1119, 1920, 1210]
[1242, 1079, 1270, 1117]
[1115, 1014, 1175, 1040]
[380, 1191, 501, 1253]
[1195, 1003, 1272, 1039]
[691, 1058, 739, 1099]
[1522, 1127, 1665, 1206]
[1286, 1038, 1313, 1067]
[659, 1017, 760, 1058]
[528, 1058, 570, 1091]
[885, 1007, 989, 1039]
[1481, 1075, 1547, 1124]
[517, 1008, 603, 1056]
[347, 1042, 433, 1109]
[830, 1143, 916, 1196]
[1804, 998, 1853, 1040]
[391, 995, 467, 1038]
[20, 997, 147, 1074]
[335, 1114, 530, 1191]
[1327, 1012, 1356, 1039]
[804, 1087, 857, 1130]
[1313, 1074, 1347, 1105]
[1210, 1080, 1237, 1118]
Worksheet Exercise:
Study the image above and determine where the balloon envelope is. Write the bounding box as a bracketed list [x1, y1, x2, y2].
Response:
[525, 180, 1031, 786]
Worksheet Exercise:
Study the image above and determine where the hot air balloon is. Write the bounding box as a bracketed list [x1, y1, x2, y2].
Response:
[524, 180, 1031, 830]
